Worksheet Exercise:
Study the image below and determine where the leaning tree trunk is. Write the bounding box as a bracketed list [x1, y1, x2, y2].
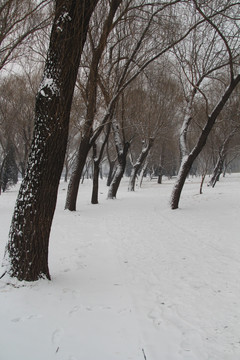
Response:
[199, 173, 206, 195]
[106, 159, 116, 186]
[3, 0, 99, 281]
[139, 156, 149, 188]
[91, 125, 111, 204]
[128, 138, 154, 191]
[65, 136, 92, 211]
[108, 142, 130, 199]
[171, 74, 240, 210]
[208, 128, 236, 188]
[209, 156, 224, 188]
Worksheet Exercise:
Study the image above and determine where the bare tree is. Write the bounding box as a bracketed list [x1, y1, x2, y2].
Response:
[0, 72, 41, 180]
[208, 97, 240, 186]
[66, 0, 207, 209]
[126, 64, 180, 191]
[107, 93, 133, 199]
[170, 0, 240, 209]
[3, 0, 99, 282]
[0, 0, 53, 71]
[64, 0, 123, 211]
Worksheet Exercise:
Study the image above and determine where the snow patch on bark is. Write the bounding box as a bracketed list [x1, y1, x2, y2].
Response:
[56, 11, 72, 32]
[39, 77, 60, 97]
[170, 155, 189, 207]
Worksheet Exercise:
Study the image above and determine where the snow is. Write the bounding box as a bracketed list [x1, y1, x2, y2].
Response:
[39, 77, 60, 97]
[0, 174, 240, 360]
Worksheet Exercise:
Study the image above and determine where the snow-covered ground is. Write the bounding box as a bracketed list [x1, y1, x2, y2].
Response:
[0, 174, 240, 360]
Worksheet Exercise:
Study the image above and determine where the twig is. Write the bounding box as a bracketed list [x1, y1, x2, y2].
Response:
[0, 271, 6, 280]
[142, 348, 147, 360]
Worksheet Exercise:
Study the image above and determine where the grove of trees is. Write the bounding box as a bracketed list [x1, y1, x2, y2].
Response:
[0, 0, 239, 281]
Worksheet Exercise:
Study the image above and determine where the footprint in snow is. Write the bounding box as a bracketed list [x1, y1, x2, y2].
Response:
[11, 317, 21, 323]
[11, 314, 42, 322]
[52, 328, 64, 346]
[68, 305, 81, 316]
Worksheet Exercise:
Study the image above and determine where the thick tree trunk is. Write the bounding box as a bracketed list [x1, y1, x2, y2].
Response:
[171, 75, 240, 209]
[3, 0, 99, 281]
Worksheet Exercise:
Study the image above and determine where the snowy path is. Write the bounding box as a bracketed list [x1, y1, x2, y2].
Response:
[105, 182, 240, 360]
[0, 175, 240, 359]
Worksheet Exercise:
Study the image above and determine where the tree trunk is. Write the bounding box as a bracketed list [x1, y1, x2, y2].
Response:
[91, 160, 100, 204]
[209, 156, 224, 188]
[106, 160, 116, 186]
[0, 157, 6, 195]
[171, 155, 193, 209]
[139, 158, 149, 188]
[128, 138, 154, 191]
[158, 172, 163, 184]
[65, 0, 121, 211]
[64, 157, 69, 182]
[200, 174, 206, 194]
[171, 74, 240, 209]
[108, 142, 130, 199]
[3, 0, 99, 281]
[208, 128, 237, 188]
[158, 143, 166, 184]
[65, 136, 92, 211]
[91, 124, 111, 204]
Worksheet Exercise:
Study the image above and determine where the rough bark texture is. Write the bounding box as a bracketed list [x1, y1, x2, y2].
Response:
[171, 75, 240, 210]
[4, 0, 99, 281]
